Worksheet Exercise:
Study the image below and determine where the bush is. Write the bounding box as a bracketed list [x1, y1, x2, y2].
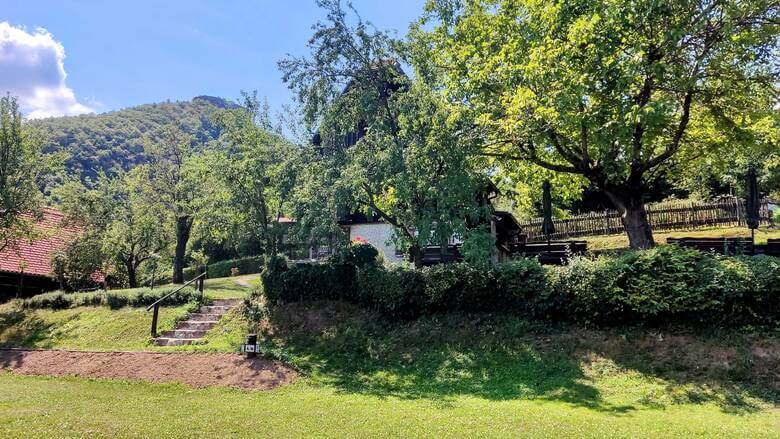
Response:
[333, 243, 379, 268]
[23, 286, 199, 310]
[260, 255, 290, 302]
[357, 266, 426, 317]
[260, 244, 780, 327]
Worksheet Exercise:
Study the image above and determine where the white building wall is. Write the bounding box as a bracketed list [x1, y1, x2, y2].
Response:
[348, 223, 403, 263]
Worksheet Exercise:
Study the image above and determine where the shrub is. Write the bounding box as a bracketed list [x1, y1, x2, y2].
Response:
[334, 243, 379, 268]
[23, 286, 199, 310]
[493, 259, 548, 312]
[357, 266, 426, 318]
[259, 244, 780, 327]
[260, 255, 290, 302]
[422, 263, 495, 312]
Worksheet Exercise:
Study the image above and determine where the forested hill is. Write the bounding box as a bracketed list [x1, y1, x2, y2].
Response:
[31, 96, 238, 183]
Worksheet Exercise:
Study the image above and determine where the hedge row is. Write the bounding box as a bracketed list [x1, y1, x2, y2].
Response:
[262, 246, 780, 325]
[23, 285, 200, 310]
[184, 256, 265, 281]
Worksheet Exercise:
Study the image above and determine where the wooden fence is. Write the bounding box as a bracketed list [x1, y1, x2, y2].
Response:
[518, 197, 773, 242]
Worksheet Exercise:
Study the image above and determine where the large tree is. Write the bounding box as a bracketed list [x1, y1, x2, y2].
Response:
[209, 93, 300, 256]
[57, 172, 169, 288]
[280, 0, 489, 266]
[0, 96, 58, 252]
[140, 128, 208, 283]
[421, 0, 779, 248]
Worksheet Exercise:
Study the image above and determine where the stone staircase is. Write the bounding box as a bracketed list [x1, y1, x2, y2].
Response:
[153, 299, 242, 346]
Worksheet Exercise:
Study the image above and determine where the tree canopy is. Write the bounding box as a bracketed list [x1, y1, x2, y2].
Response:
[420, 0, 779, 248]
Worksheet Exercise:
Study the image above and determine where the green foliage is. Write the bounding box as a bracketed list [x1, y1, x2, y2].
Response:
[203, 92, 301, 256]
[32, 96, 230, 185]
[355, 266, 426, 318]
[280, 1, 491, 265]
[0, 95, 61, 252]
[260, 255, 290, 302]
[333, 243, 379, 268]
[266, 244, 780, 325]
[459, 227, 495, 268]
[420, 0, 779, 248]
[549, 247, 780, 325]
[493, 259, 550, 311]
[279, 263, 356, 302]
[50, 235, 104, 291]
[55, 171, 169, 288]
[22, 285, 199, 310]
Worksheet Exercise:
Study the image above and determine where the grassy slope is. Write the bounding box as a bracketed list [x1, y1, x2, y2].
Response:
[0, 275, 255, 352]
[1, 276, 779, 437]
[586, 226, 780, 251]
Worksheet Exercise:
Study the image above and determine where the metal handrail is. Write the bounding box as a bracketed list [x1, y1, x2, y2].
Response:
[146, 272, 207, 311]
[147, 271, 207, 338]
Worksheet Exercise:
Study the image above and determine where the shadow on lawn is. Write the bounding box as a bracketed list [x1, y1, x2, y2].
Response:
[0, 306, 60, 349]
[260, 301, 778, 414]
[260, 301, 634, 412]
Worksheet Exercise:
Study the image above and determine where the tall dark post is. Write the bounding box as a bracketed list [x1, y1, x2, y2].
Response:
[197, 265, 206, 297]
[746, 165, 760, 253]
[542, 181, 556, 253]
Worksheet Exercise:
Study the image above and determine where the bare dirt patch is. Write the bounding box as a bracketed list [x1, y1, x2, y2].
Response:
[0, 349, 296, 390]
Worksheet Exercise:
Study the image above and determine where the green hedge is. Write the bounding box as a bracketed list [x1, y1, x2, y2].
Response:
[23, 285, 200, 310]
[262, 246, 780, 326]
[184, 256, 265, 281]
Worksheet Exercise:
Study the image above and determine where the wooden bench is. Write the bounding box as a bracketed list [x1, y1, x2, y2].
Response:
[666, 237, 754, 255]
[766, 239, 780, 257]
[509, 241, 588, 265]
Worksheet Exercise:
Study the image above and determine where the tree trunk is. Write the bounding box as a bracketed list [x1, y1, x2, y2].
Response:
[172, 216, 193, 284]
[604, 190, 655, 249]
[126, 259, 138, 289]
[622, 202, 655, 249]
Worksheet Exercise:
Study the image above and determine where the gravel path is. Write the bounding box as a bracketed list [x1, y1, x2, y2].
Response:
[0, 349, 296, 390]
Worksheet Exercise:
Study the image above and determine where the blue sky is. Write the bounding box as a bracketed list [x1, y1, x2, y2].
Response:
[2, 1, 425, 118]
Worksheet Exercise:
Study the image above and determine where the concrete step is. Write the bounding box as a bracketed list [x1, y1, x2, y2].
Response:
[176, 321, 217, 331]
[198, 305, 232, 314]
[188, 313, 222, 321]
[153, 337, 200, 346]
[211, 299, 243, 307]
[160, 329, 208, 339]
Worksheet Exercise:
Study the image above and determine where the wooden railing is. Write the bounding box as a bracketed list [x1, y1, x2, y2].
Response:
[518, 197, 772, 242]
[146, 271, 206, 337]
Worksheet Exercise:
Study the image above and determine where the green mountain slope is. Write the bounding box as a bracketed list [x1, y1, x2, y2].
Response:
[32, 96, 237, 182]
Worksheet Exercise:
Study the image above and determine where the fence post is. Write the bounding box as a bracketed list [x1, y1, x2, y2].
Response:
[150, 304, 159, 338]
[197, 265, 206, 297]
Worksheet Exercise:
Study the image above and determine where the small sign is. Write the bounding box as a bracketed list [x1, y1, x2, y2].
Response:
[241, 344, 260, 353]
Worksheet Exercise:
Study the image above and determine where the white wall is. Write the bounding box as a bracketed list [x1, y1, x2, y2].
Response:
[348, 223, 403, 263]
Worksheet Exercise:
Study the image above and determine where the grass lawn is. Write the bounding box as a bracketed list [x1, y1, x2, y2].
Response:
[1, 372, 777, 438]
[0, 275, 255, 352]
[1, 277, 779, 437]
[585, 226, 780, 251]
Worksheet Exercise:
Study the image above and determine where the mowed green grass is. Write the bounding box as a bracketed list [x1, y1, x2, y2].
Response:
[585, 226, 780, 251]
[1, 372, 777, 438]
[1, 276, 779, 437]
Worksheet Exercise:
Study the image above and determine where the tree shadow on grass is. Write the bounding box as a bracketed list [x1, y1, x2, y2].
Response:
[260, 301, 778, 415]
[0, 306, 79, 349]
[0, 306, 59, 349]
[260, 301, 636, 413]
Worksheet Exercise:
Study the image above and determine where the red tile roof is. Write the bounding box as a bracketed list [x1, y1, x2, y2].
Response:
[0, 208, 82, 278]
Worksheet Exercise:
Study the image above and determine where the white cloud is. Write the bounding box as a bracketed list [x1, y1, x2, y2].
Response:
[0, 22, 93, 119]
